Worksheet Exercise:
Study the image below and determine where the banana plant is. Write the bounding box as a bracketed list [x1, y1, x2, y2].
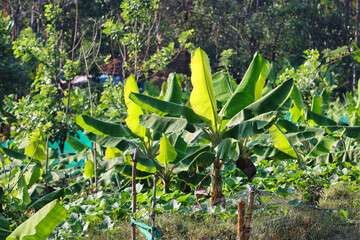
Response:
[129, 48, 294, 206]
[258, 79, 360, 167]
[76, 74, 190, 193]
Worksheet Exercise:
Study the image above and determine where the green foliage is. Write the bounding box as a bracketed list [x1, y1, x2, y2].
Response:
[0, 16, 29, 100]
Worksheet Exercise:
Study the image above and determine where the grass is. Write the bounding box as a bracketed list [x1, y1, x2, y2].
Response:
[80, 185, 360, 240]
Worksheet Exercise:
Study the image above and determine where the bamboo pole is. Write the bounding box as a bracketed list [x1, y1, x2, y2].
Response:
[237, 199, 246, 240]
[131, 148, 139, 240]
[245, 185, 256, 240]
[151, 173, 158, 239]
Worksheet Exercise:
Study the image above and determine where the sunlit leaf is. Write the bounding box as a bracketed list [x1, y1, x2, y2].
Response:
[221, 53, 270, 118]
[7, 200, 67, 240]
[269, 124, 301, 160]
[84, 160, 95, 178]
[157, 135, 177, 165]
[124, 75, 146, 138]
[190, 48, 219, 130]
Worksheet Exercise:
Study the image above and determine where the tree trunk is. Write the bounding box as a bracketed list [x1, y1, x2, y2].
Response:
[210, 158, 225, 206]
[354, 0, 360, 92]
[162, 176, 170, 194]
[344, 0, 350, 45]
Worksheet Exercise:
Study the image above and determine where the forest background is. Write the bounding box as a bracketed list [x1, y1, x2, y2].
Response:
[2, 0, 360, 99]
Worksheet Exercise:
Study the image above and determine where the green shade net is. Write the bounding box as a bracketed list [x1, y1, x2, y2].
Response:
[131, 218, 162, 240]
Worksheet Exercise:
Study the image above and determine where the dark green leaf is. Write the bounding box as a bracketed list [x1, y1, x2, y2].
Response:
[139, 114, 188, 133]
[28, 189, 66, 210]
[129, 93, 203, 124]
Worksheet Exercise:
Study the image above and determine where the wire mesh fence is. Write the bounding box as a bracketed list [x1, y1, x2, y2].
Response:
[227, 188, 360, 240]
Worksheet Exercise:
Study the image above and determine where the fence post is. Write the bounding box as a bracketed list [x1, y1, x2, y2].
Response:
[131, 148, 139, 240]
[245, 185, 256, 240]
[237, 199, 246, 240]
[151, 173, 158, 239]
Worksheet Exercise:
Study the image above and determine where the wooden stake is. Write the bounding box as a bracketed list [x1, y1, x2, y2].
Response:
[151, 173, 158, 239]
[131, 148, 139, 240]
[237, 199, 246, 240]
[245, 185, 256, 240]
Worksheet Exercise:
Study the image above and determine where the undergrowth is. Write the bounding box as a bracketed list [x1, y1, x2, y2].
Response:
[78, 185, 360, 240]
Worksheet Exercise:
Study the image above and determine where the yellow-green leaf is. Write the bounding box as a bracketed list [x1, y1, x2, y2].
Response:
[269, 124, 301, 160]
[105, 147, 122, 159]
[156, 135, 177, 165]
[25, 139, 47, 163]
[84, 160, 95, 178]
[6, 200, 67, 240]
[254, 58, 271, 101]
[190, 48, 219, 130]
[124, 75, 146, 138]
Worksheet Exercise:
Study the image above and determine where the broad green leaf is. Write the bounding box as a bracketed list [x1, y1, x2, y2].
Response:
[254, 58, 271, 101]
[320, 89, 330, 109]
[28, 189, 66, 210]
[125, 155, 157, 173]
[0, 214, 10, 239]
[188, 151, 215, 175]
[76, 114, 134, 138]
[25, 139, 47, 163]
[136, 156, 157, 173]
[0, 214, 9, 231]
[168, 133, 188, 162]
[105, 147, 122, 159]
[212, 72, 234, 104]
[115, 164, 153, 179]
[85, 132, 136, 151]
[159, 81, 167, 99]
[253, 144, 295, 161]
[173, 146, 211, 171]
[164, 73, 182, 104]
[221, 53, 270, 119]
[285, 128, 324, 146]
[276, 119, 299, 133]
[269, 124, 301, 160]
[139, 115, 188, 133]
[0, 147, 28, 161]
[313, 148, 360, 165]
[7, 200, 67, 240]
[224, 112, 278, 139]
[156, 135, 177, 165]
[307, 111, 337, 126]
[227, 111, 277, 128]
[289, 103, 303, 123]
[84, 160, 95, 178]
[290, 85, 304, 110]
[190, 48, 219, 130]
[17, 176, 31, 205]
[344, 126, 360, 138]
[24, 165, 41, 188]
[66, 135, 89, 153]
[308, 135, 339, 158]
[228, 79, 294, 123]
[129, 93, 203, 124]
[124, 75, 146, 138]
[215, 138, 237, 162]
[311, 95, 322, 115]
